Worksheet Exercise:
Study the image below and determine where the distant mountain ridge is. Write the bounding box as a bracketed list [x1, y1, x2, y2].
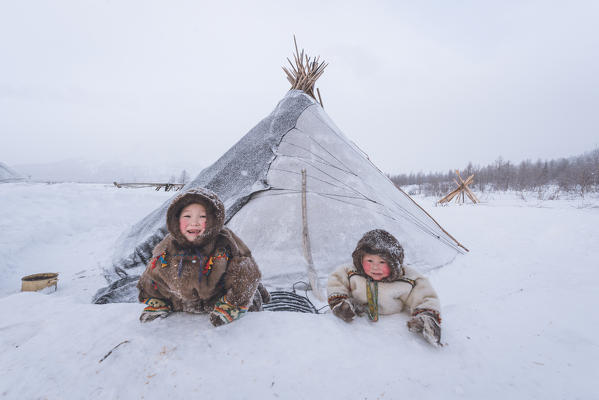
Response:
[13, 159, 203, 183]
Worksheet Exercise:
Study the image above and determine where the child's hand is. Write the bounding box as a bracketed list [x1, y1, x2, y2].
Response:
[139, 298, 171, 323]
[210, 296, 248, 326]
[139, 309, 170, 322]
[332, 300, 357, 322]
[407, 312, 441, 346]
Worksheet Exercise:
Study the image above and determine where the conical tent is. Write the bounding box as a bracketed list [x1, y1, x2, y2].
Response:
[94, 90, 465, 303]
[0, 162, 25, 183]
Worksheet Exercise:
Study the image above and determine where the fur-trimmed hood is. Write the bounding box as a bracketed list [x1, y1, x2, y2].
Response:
[166, 188, 226, 249]
[351, 229, 405, 282]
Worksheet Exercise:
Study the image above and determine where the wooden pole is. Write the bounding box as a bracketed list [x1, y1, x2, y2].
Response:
[317, 87, 324, 108]
[301, 169, 325, 300]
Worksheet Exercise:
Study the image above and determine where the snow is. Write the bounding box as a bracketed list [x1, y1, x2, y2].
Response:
[1, 183, 598, 399]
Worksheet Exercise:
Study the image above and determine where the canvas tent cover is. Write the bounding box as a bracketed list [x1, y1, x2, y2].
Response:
[95, 90, 463, 303]
[0, 162, 25, 183]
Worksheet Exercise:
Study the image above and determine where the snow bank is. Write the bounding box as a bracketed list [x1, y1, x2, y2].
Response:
[1, 183, 598, 399]
[0, 183, 172, 297]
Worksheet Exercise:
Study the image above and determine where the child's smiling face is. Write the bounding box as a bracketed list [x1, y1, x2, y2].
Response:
[362, 253, 391, 281]
[179, 203, 207, 242]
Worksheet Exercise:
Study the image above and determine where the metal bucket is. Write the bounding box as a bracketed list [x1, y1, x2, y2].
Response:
[21, 273, 59, 292]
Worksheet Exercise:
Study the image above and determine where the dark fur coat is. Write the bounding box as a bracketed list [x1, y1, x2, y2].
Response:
[137, 188, 269, 312]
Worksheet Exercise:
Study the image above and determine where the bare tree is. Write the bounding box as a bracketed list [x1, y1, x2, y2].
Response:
[388, 147, 599, 197]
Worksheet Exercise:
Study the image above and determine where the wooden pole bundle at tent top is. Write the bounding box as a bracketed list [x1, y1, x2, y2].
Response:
[282, 35, 327, 107]
[438, 170, 480, 205]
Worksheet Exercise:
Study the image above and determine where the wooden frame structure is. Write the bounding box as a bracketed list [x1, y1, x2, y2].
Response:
[113, 182, 184, 191]
[438, 170, 479, 205]
[282, 36, 327, 107]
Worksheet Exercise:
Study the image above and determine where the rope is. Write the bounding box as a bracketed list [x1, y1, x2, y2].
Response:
[263, 281, 320, 314]
[269, 132, 464, 252]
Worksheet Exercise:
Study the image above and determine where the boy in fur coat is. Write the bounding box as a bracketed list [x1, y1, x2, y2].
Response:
[137, 188, 269, 326]
[327, 229, 442, 346]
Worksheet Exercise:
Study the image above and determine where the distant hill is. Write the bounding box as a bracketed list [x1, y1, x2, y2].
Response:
[0, 162, 25, 182]
[14, 159, 203, 184]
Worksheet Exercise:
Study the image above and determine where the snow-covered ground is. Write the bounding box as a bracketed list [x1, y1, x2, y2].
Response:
[1, 183, 598, 399]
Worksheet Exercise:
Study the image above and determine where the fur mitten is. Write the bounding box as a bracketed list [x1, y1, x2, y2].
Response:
[407, 311, 441, 346]
[332, 299, 357, 322]
[139, 298, 171, 323]
[210, 296, 248, 326]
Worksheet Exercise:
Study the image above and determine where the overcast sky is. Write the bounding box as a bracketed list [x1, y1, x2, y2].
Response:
[1, 1, 598, 174]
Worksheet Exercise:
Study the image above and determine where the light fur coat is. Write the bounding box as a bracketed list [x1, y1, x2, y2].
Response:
[327, 264, 440, 316]
[327, 229, 441, 320]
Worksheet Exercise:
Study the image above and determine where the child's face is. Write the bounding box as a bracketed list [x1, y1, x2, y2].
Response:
[362, 253, 391, 281]
[179, 203, 207, 242]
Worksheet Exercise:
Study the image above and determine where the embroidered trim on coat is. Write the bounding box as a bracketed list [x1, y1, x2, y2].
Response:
[142, 297, 170, 312]
[151, 251, 168, 269]
[366, 280, 379, 322]
[397, 277, 416, 287]
[212, 295, 248, 323]
[347, 270, 360, 279]
[204, 247, 230, 277]
[327, 293, 349, 308]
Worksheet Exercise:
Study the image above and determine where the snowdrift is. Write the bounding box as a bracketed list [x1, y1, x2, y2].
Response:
[1, 183, 597, 399]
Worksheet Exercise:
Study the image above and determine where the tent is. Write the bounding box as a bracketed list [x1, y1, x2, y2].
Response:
[94, 48, 466, 304]
[0, 162, 25, 183]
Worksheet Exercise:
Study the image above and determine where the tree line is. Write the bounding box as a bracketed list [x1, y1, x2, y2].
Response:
[389, 148, 599, 197]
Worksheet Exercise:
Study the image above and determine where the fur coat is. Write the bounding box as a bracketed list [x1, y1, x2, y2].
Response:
[137, 188, 269, 313]
[327, 229, 441, 320]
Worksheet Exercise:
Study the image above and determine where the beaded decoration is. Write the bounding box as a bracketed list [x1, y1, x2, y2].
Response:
[203, 248, 229, 277]
[150, 251, 168, 269]
[171, 250, 208, 278]
[366, 279, 379, 322]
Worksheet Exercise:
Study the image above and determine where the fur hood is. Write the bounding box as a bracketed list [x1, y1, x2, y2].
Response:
[351, 229, 405, 282]
[166, 188, 226, 249]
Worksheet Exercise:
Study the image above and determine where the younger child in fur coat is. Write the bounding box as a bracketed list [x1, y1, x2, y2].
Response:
[137, 188, 269, 326]
[327, 229, 442, 346]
